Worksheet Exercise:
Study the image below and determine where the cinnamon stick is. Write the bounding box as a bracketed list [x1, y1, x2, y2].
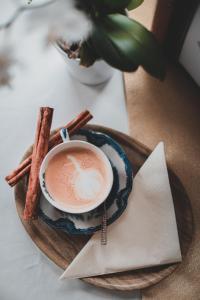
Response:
[48, 110, 91, 148]
[23, 107, 53, 221]
[6, 110, 93, 186]
[8, 164, 31, 187]
[6, 157, 32, 181]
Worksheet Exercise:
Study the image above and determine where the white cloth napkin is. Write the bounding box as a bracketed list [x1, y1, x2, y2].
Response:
[60, 142, 182, 279]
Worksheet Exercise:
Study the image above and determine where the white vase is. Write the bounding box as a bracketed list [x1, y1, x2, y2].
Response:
[56, 44, 114, 85]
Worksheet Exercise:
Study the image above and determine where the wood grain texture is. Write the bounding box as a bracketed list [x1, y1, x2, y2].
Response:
[14, 125, 193, 291]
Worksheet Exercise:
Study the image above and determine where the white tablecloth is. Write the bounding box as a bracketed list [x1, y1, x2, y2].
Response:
[0, 2, 140, 299]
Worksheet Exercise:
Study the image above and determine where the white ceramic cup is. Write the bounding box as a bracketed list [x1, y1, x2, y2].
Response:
[39, 138, 113, 214]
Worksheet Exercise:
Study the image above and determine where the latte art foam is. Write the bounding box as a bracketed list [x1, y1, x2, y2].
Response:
[67, 155, 103, 201]
[45, 147, 108, 208]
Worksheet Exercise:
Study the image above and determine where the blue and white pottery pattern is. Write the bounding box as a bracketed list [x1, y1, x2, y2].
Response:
[39, 129, 133, 235]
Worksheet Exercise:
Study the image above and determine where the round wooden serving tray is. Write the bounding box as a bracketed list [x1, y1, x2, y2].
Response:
[15, 125, 193, 291]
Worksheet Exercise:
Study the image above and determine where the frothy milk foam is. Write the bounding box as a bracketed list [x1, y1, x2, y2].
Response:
[45, 147, 108, 208]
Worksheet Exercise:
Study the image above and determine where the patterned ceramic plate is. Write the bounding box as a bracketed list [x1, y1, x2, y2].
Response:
[39, 129, 133, 235]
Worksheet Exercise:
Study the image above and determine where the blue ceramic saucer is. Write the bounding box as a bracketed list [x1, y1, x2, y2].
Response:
[38, 129, 133, 235]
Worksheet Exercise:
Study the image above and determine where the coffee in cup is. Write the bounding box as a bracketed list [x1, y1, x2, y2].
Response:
[40, 141, 113, 214]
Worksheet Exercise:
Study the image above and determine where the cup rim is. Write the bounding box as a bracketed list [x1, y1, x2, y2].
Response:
[39, 140, 114, 214]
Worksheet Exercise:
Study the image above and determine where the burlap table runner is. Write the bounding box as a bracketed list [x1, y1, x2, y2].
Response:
[125, 2, 200, 299]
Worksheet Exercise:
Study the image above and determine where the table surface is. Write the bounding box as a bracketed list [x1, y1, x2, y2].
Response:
[1, 1, 199, 300]
[125, 2, 200, 299]
[0, 2, 142, 300]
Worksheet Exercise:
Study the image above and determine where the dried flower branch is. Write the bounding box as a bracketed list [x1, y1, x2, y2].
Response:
[25, 0, 92, 44]
[0, 0, 55, 31]
[0, 0, 93, 88]
[0, 48, 14, 87]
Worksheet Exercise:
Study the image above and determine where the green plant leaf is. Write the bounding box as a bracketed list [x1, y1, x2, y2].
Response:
[90, 21, 139, 72]
[79, 40, 100, 67]
[127, 0, 144, 10]
[93, 0, 130, 12]
[92, 14, 166, 79]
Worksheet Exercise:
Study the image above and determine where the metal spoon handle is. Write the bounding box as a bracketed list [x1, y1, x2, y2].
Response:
[101, 202, 107, 245]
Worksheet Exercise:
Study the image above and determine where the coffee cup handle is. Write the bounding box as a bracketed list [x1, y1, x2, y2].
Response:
[60, 128, 70, 143]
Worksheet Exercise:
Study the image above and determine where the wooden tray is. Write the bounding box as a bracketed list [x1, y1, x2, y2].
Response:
[15, 125, 193, 291]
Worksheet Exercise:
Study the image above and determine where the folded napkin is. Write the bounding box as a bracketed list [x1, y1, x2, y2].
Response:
[61, 142, 181, 279]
